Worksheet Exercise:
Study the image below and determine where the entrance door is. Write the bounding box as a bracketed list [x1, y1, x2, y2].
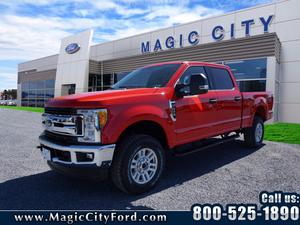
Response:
[61, 84, 76, 96]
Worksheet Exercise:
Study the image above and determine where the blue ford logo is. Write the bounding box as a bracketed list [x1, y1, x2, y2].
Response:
[65, 43, 80, 54]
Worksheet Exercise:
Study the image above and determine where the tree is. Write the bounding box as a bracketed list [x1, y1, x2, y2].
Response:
[1, 89, 17, 100]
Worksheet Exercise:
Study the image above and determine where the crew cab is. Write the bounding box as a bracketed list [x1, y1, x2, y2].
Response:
[39, 61, 273, 194]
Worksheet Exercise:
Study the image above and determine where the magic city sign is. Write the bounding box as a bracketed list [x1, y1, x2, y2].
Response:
[141, 15, 274, 54]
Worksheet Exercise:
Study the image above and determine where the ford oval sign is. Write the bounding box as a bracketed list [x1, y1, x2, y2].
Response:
[65, 43, 80, 54]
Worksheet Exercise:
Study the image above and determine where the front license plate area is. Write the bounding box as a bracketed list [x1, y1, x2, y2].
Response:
[41, 147, 51, 161]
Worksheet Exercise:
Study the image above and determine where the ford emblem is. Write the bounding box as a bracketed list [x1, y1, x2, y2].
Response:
[65, 43, 80, 54]
[45, 119, 53, 128]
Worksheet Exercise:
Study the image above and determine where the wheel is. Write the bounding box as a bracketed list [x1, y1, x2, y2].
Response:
[110, 134, 165, 194]
[243, 116, 264, 148]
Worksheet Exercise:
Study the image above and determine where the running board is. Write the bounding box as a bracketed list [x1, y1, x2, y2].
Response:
[174, 134, 239, 157]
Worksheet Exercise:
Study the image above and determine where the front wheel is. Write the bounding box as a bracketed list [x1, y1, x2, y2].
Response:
[243, 116, 264, 148]
[110, 134, 165, 194]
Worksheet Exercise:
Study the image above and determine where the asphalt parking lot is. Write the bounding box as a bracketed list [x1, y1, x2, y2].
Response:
[0, 108, 300, 210]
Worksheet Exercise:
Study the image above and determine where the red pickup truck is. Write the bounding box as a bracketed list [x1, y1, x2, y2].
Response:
[39, 61, 273, 194]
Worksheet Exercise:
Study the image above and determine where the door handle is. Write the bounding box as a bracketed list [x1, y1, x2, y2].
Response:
[209, 98, 217, 104]
[234, 96, 241, 101]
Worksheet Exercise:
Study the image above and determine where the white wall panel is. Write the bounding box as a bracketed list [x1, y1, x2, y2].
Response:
[281, 40, 300, 62]
[280, 61, 300, 83]
[202, 13, 235, 36]
[278, 103, 300, 123]
[275, 19, 300, 42]
[235, 4, 275, 28]
[275, 0, 300, 22]
[279, 83, 300, 104]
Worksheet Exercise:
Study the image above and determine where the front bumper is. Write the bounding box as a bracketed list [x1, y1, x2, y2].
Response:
[39, 135, 116, 168]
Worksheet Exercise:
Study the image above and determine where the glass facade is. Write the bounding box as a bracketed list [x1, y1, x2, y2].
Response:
[223, 58, 267, 92]
[88, 72, 130, 92]
[21, 79, 55, 107]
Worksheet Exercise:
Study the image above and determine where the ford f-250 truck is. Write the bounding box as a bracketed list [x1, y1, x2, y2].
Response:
[39, 61, 273, 194]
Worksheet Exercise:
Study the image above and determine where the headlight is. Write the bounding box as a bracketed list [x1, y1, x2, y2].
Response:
[77, 109, 108, 143]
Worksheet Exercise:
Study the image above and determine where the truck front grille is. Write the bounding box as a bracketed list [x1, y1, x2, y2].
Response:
[44, 107, 76, 115]
[42, 113, 84, 137]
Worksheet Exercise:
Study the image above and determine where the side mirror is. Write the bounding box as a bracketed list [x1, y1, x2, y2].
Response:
[175, 73, 209, 98]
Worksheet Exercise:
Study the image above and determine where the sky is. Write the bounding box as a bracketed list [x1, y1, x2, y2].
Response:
[0, 0, 273, 91]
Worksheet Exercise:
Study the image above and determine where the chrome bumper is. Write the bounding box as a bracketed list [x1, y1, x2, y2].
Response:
[39, 136, 115, 167]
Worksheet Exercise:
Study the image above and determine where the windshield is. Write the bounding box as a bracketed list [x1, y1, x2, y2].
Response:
[112, 63, 181, 89]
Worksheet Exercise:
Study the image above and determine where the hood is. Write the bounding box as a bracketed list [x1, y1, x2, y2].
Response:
[45, 88, 170, 108]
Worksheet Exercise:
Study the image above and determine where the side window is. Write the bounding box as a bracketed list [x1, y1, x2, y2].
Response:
[179, 66, 209, 86]
[208, 67, 234, 90]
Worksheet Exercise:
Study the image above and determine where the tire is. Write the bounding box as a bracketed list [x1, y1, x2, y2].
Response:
[110, 134, 165, 194]
[243, 116, 264, 148]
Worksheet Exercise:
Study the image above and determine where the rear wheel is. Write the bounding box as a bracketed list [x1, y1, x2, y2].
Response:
[243, 116, 264, 148]
[110, 134, 165, 194]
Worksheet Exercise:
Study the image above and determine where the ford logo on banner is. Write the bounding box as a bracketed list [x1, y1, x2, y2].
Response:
[65, 43, 80, 54]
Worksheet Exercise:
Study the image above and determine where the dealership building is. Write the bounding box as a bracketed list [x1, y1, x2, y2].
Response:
[17, 0, 300, 123]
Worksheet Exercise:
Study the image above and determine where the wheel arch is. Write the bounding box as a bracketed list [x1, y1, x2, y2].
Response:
[115, 120, 170, 150]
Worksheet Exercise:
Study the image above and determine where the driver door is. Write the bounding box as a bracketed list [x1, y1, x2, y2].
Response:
[174, 66, 219, 146]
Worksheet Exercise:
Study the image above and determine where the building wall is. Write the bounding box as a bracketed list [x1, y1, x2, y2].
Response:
[54, 29, 93, 96]
[18, 55, 58, 72]
[275, 0, 300, 123]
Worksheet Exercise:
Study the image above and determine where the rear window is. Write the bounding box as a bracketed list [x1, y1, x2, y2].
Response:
[208, 67, 234, 90]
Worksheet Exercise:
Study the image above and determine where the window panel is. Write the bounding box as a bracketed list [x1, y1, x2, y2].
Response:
[45, 80, 55, 89]
[208, 67, 234, 90]
[28, 99, 36, 107]
[45, 89, 54, 98]
[36, 89, 45, 98]
[237, 80, 266, 92]
[114, 72, 130, 83]
[21, 99, 28, 107]
[179, 66, 207, 85]
[28, 89, 36, 98]
[36, 80, 45, 89]
[21, 90, 28, 98]
[225, 58, 267, 80]
[29, 81, 38, 89]
[21, 81, 29, 90]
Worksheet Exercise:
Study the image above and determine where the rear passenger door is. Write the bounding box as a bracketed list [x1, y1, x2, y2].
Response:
[205, 66, 242, 134]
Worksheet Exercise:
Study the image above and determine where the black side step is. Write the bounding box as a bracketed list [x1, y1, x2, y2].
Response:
[174, 134, 239, 157]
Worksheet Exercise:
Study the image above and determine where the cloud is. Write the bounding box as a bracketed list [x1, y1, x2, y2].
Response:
[0, 0, 272, 90]
[0, 72, 17, 90]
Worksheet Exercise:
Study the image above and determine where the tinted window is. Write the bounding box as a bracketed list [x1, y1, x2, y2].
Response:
[238, 80, 266, 92]
[45, 80, 55, 88]
[209, 67, 234, 90]
[179, 66, 207, 85]
[112, 64, 180, 89]
[225, 58, 267, 80]
[114, 72, 130, 83]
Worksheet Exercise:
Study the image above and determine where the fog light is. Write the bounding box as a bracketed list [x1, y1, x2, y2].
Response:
[86, 153, 94, 160]
[76, 152, 94, 162]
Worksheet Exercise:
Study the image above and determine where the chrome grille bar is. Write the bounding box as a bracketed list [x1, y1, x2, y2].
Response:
[42, 113, 84, 136]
